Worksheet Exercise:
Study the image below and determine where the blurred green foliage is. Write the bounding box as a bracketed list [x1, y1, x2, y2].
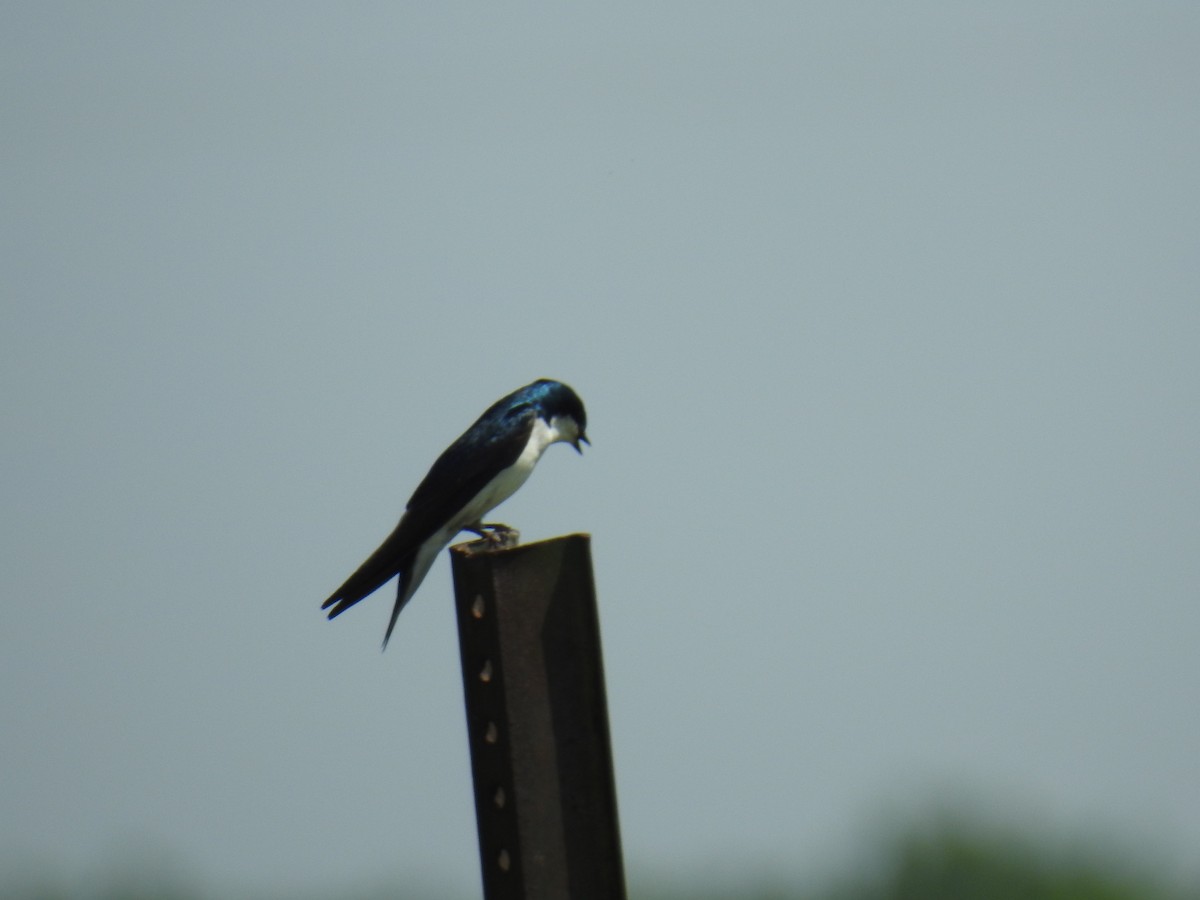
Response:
[3, 815, 1196, 900]
[637, 816, 1197, 900]
[820, 821, 1177, 900]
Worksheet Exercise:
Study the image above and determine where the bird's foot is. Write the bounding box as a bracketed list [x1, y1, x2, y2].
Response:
[480, 522, 520, 548]
[464, 522, 520, 551]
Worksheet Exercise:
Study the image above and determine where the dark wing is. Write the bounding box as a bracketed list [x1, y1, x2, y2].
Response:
[404, 401, 536, 523]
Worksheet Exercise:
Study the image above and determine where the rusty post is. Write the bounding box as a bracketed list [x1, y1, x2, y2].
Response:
[450, 533, 626, 900]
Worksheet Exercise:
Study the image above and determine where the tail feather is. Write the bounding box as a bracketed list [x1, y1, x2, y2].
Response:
[322, 560, 399, 620]
[322, 522, 417, 620]
[323, 521, 450, 649]
[379, 533, 448, 649]
[381, 569, 417, 650]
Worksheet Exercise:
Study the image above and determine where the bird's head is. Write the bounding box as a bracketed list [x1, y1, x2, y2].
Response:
[533, 379, 589, 454]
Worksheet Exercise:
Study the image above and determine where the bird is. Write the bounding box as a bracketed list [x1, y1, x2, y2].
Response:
[322, 378, 588, 648]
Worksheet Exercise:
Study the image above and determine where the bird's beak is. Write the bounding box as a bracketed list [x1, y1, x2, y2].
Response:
[573, 432, 590, 454]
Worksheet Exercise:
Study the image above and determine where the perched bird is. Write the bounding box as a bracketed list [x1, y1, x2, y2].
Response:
[322, 378, 588, 648]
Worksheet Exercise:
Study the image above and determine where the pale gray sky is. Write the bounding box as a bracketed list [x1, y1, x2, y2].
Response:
[2, 4, 1198, 897]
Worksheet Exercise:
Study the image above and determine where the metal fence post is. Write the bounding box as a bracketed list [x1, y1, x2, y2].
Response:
[450, 533, 626, 900]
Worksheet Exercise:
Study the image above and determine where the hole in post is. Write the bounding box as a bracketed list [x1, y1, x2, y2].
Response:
[493, 786, 506, 808]
[478, 660, 493, 683]
[497, 849, 510, 872]
[485, 722, 498, 744]
[471, 595, 486, 618]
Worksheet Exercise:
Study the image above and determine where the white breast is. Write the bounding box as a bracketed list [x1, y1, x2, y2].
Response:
[450, 416, 564, 531]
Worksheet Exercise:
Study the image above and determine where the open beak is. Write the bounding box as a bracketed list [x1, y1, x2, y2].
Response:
[573, 432, 590, 454]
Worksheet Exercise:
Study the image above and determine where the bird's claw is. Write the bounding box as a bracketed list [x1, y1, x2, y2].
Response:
[465, 522, 520, 551]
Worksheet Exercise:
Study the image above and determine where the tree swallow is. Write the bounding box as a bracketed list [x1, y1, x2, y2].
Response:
[322, 378, 588, 648]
